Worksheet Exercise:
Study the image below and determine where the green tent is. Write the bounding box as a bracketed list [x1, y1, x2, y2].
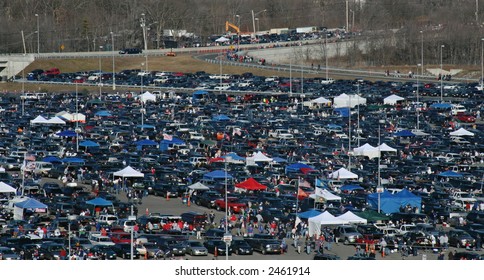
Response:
[355, 210, 390, 222]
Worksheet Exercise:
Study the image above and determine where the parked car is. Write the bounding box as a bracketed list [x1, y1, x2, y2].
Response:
[182, 240, 208, 256]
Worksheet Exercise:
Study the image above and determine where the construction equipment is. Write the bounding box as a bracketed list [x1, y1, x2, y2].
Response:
[225, 21, 240, 34]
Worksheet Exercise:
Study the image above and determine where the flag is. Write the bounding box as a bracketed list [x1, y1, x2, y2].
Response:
[163, 133, 173, 141]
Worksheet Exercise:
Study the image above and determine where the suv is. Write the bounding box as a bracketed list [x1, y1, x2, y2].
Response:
[335, 225, 363, 245]
[97, 214, 118, 226]
[181, 212, 208, 228]
[119, 48, 142, 54]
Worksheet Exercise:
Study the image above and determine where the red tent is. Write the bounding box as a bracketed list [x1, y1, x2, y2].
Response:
[235, 177, 267, 191]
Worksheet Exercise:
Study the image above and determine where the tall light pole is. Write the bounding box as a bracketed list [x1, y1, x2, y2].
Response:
[416, 63, 421, 130]
[35, 14, 39, 54]
[235, 14, 241, 51]
[325, 33, 329, 80]
[111, 32, 116, 90]
[377, 120, 385, 213]
[99, 46, 103, 96]
[75, 82, 79, 153]
[224, 156, 232, 261]
[141, 62, 145, 127]
[348, 95, 351, 171]
[251, 9, 266, 39]
[140, 13, 147, 51]
[440, 44, 444, 102]
[420, 31, 424, 75]
[481, 38, 484, 93]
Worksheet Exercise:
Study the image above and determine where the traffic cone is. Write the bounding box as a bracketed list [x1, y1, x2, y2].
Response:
[214, 247, 218, 258]
[145, 208, 149, 215]
[166, 193, 170, 201]
[187, 199, 191, 207]
[145, 251, 148, 260]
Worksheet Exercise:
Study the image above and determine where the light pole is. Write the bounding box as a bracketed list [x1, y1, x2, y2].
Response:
[420, 31, 424, 75]
[99, 46, 103, 96]
[416, 63, 421, 130]
[251, 9, 266, 39]
[325, 33, 329, 79]
[377, 119, 385, 213]
[75, 82, 79, 153]
[141, 62, 145, 127]
[481, 38, 484, 93]
[35, 14, 39, 54]
[140, 13, 148, 51]
[224, 156, 232, 261]
[111, 32, 116, 90]
[348, 95, 351, 171]
[440, 44, 444, 102]
[235, 15, 241, 51]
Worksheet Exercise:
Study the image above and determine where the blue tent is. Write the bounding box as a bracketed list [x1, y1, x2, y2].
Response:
[85, 197, 113, 206]
[430, 103, 452, 110]
[135, 139, 158, 146]
[367, 190, 421, 214]
[160, 137, 185, 151]
[438, 170, 463, 178]
[272, 157, 287, 163]
[57, 130, 77, 137]
[285, 162, 314, 174]
[223, 152, 245, 161]
[79, 140, 100, 147]
[94, 110, 113, 117]
[62, 157, 85, 164]
[298, 209, 322, 219]
[212, 115, 231, 121]
[42, 156, 62, 163]
[340, 185, 364, 192]
[394, 130, 415, 137]
[203, 170, 233, 180]
[334, 107, 350, 117]
[14, 198, 48, 209]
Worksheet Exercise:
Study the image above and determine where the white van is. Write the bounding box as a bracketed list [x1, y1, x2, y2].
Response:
[32, 161, 53, 176]
[97, 214, 118, 226]
[451, 104, 466, 115]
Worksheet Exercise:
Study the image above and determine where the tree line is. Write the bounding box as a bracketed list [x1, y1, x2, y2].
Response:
[0, 0, 483, 68]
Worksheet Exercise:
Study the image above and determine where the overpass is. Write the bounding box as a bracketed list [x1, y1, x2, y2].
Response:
[0, 54, 35, 82]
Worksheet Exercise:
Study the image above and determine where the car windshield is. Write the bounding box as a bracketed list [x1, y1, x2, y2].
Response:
[189, 242, 203, 247]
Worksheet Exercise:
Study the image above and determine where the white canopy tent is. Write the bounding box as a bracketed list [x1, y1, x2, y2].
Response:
[0, 182, 16, 193]
[328, 167, 358, 180]
[383, 94, 405, 105]
[333, 93, 367, 108]
[71, 113, 86, 123]
[377, 143, 398, 152]
[337, 211, 367, 224]
[310, 187, 342, 202]
[30, 115, 48, 124]
[308, 211, 349, 238]
[246, 151, 273, 165]
[56, 111, 73, 121]
[46, 116, 67, 125]
[450, 127, 474, 137]
[353, 143, 379, 159]
[187, 182, 210, 191]
[113, 166, 145, 178]
[140, 91, 157, 103]
[304, 97, 332, 108]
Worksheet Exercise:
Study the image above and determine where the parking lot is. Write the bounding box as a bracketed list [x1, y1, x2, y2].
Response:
[0, 64, 483, 261]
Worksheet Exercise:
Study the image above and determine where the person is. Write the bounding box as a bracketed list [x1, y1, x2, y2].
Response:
[305, 237, 311, 255]
[475, 234, 481, 251]
[296, 236, 302, 254]
[437, 251, 445, 260]
[209, 211, 215, 224]
[448, 250, 455, 260]
[196, 225, 202, 240]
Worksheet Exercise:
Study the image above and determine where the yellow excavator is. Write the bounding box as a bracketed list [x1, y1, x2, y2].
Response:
[225, 21, 240, 34]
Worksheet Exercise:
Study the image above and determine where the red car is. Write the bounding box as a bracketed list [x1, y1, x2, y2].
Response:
[214, 197, 246, 213]
[455, 113, 476, 123]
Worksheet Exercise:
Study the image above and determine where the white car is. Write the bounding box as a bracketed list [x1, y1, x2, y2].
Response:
[189, 132, 205, 140]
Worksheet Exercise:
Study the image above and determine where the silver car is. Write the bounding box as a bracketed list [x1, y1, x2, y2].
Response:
[183, 240, 208, 256]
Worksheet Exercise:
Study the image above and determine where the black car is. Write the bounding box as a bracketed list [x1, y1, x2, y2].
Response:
[230, 239, 253, 255]
[452, 251, 482, 260]
[204, 228, 225, 240]
[89, 245, 118, 260]
[111, 243, 141, 259]
[448, 229, 476, 248]
[193, 191, 222, 209]
[203, 239, 232, 256]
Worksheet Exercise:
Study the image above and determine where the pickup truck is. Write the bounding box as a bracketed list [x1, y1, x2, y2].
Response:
[245, 234, 282, 255]
[214, 197, 246, 213]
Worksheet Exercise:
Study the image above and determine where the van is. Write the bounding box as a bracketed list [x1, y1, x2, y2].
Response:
[189, 156, 208, 167]
[97, 214, 119, 226]
[32, 161, 53, 176]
